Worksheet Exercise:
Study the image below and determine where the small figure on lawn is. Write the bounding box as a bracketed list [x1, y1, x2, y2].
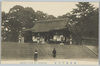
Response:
[34, 50, 38, 61]
[52, 48, 56, 58]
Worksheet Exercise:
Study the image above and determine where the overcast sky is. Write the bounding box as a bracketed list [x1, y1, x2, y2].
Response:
[1, 2, 99, 17]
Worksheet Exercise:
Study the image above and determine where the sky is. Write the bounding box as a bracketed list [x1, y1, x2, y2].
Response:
[1, 2, 99, 17]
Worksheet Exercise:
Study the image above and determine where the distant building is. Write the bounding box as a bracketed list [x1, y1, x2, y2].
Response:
[23, 18, 75, 44]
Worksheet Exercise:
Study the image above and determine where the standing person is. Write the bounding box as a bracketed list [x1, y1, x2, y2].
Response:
[34, 50, 38, 61]
[52, 48, 56, 58]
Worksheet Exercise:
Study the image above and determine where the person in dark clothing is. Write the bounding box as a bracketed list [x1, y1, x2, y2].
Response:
[34, 50, 38, 61]
[52, 48, 56, 58]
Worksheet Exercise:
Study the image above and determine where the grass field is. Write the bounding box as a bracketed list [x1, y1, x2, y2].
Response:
[1, 42, 98, 60]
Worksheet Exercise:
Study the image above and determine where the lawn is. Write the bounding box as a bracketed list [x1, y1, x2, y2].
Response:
[1, 42, 98, 60]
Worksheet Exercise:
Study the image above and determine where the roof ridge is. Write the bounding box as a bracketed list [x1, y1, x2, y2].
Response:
[36, 18, 69, 23]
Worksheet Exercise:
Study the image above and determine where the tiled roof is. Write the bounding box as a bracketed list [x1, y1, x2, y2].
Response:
[24, 18, 69, 32]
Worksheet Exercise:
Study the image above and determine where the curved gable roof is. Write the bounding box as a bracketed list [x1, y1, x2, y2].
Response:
[24, 18, 69, 32]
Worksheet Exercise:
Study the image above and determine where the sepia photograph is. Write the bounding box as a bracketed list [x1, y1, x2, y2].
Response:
[1, 2, 99, 65]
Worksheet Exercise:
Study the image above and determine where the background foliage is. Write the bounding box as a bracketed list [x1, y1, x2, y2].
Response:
[1, 2, 99, 42]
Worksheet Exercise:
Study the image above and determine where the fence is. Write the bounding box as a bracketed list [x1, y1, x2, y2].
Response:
[82, 37, 98, 46]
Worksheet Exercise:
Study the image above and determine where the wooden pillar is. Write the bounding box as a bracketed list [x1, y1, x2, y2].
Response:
[70, 35, 72, 45]
[21, 37, 24, 43]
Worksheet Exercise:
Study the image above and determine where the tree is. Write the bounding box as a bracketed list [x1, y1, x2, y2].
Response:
[35, 11, 56, 20]
[58, 2, 99, 44]
[9, 5, 35, 29]
[60, 2, 98, 38]
[2, 5, 56, 42]
[1, 12, 10, 41]
[72, 2, 98, 38]
[57, 12, 71, 18]
[2, 5, 36, 42]
[70, 2, 99, 45]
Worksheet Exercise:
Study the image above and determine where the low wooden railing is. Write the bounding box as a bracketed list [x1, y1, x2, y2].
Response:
[82, 37, 98, 46]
